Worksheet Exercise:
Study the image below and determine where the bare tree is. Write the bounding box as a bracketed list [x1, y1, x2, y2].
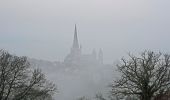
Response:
[112, 51, 170, 100]
[0, 50, 56, 100]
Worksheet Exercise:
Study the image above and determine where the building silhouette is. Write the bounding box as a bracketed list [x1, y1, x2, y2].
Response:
[64, 25, 103, 66]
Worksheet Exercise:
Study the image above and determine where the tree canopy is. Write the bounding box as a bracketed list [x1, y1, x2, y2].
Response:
[112, 51, 170, 100]
[0, 50, 56, 100]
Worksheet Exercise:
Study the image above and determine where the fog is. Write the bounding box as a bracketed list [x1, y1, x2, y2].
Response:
[0, 0, 170, 100]
[1, 0, 170, 63]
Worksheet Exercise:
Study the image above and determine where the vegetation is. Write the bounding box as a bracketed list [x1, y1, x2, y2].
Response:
[0, 50, 56, 100]
[112, 51, 170, 100]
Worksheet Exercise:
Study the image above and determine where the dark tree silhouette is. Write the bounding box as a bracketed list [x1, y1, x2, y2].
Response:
[112, 51, 170, 100]
[0, 50, 56, 100]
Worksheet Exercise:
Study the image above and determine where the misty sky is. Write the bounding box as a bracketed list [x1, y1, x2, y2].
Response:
[0, 0, 170, 63]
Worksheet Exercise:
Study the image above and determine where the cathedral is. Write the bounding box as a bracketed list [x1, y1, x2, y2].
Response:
[64, 25, 103, 66]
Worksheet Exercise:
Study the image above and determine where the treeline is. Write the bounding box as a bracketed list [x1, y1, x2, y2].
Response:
[1, 49, 170, 100]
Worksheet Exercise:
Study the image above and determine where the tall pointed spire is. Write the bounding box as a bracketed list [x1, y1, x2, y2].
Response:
[72, 24, 79, 48]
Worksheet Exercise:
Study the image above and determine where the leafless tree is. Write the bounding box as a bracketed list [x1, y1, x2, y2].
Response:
[112, 51, 170, 100]
[0, 50, 56, 100]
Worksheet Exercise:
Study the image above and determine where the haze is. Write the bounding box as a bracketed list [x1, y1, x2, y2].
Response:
[0, 0, 170, 63]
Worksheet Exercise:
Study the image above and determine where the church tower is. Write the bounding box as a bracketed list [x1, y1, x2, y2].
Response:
[72, 24, 79, 48]
[64, 25, 81, 64]
[71, 24, 81, 55]
[64, 25, 104, 66]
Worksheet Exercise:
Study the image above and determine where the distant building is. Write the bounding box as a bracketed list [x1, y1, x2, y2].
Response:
[64, 25, 103, 66]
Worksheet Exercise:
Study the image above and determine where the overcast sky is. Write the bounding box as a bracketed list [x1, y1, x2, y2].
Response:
[0, 0, 170, 63]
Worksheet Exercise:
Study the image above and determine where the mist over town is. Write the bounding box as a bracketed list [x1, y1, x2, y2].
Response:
[0, 0, 170, 100]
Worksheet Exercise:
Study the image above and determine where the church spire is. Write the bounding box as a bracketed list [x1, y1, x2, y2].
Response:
[72, 24, 79, 48]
